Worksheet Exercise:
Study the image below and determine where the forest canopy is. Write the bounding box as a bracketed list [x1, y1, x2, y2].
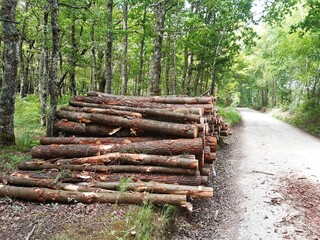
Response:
[0, 0, 319, 145]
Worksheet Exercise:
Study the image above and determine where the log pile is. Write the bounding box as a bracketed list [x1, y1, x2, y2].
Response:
[0, 92, 231, 211]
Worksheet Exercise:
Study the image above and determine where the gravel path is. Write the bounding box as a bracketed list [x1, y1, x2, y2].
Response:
[174, 108, 320, 240]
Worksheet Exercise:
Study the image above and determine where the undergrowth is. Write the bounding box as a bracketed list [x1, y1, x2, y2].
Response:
[217, 107, 242, 126]
[52, 203, 177, 240]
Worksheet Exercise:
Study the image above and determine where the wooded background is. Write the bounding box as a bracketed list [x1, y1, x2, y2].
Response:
[0, 0, 319, 145]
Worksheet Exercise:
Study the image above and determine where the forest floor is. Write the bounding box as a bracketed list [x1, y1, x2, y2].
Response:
[1, 108, 320, 240]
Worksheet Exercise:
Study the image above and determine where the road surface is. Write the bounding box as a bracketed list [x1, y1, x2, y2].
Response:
[174, 108, 320, 240]
[236, 108, 320, 239]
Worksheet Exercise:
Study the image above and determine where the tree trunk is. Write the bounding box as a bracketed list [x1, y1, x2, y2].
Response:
[31, 138, 204, 159]
[0, 174, 212, 198]
[0, 184, 188, 206]
[54, 153, 198, 169]
[149, 0, 166, 96]
[54, 120, 138, 137]
[61, 106, 142, 118]
[186, 52, 194, 96]
[18, 162, 198, 175]
[69, 17, 77, 96]
[70, 100, 207, 114]
[39, 136, 157, 145]
[39, 3, 49, 126]
[47, 0, 60, 137]
[61, 105, 201, 123]
[121, 0, 128, 95]
[0, 0, 19, 145]
[86, 92, 215, 104]
[180, 45, 188, 95]
[136, 0, 147, 95]
[55, 110, 199, 138]
[18, 1, 29, 98]
[104, 0, 113, 93]
[88, 181, 213, 198]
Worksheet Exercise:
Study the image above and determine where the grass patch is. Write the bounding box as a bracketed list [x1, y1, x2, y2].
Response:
[14, 95, 45, 151]
[51, 203, 177, 240]
[217, 107, 242, 126]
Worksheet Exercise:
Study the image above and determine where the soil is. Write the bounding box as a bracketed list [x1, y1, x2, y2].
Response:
[1, 108, 320, 240]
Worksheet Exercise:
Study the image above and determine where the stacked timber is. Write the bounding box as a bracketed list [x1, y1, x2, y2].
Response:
[0, 92, 230, 211]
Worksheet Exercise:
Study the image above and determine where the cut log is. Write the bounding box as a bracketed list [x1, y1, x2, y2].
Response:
[9, 171, 208, 186]
[54, 153, 198, 169]
[61, 106, 143, 118]
[62, 105, 201, 124]
[199, 167, 211, 176]
[70, 100, 206, 115]
[0, 174, 112, 193]
[31, 138, 204, 159]
[39, 136, 158, 145]
[73, 96, 213, 111]
[87, 181, 213, 198]
[56, 110, 198, 138]
[17, 162, 198, 175]
[0, 174, 212, 198]
[0, 184, 188, 206]
[87, 91, 215, 104]
[54, 120, 139, 137]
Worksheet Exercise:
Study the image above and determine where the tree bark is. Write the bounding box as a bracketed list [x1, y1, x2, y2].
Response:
[54, 153, 198, 169]
[39, 3, 50, 126]
[0, 184, 188, 206]
[0, 0, 19, 145]
[149, 0, 166, 96]
[121, 0, 128, 95]
[104, 0, 113, 93]
[0, 174, 212, 198]
[61, 105, 201, 124]
[31, 138, 204, 159]
[18, 162, 198, 175]
[70, 100, 207, 115]
[56, 110, 198, 138]
[88, 181, 213, 198]
[39, 136, 157, 145]
[53, 120, 140, 137]
[47, 0, 60, 137]
[136, 0, 147, 95]
[87, 91, 214, 104]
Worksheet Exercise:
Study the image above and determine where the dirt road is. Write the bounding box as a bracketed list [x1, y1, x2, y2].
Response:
[174, 108, 320, 240]
[236, 108, 320, 239]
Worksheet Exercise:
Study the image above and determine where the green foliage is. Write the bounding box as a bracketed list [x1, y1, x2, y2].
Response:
[14, 95, 44, 151]
[217, 107, 242, 126]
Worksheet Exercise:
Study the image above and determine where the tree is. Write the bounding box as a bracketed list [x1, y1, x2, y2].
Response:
[148, 0, 166, 96]
[46, 0, 60, 137]
[0, 0, 19, 145]
[104, 0, 114, 93]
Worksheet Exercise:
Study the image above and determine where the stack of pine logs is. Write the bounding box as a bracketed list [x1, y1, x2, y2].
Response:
[0, 92, 230, 211]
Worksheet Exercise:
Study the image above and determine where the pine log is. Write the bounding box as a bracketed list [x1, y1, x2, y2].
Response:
[10, 171, 208, 186]
[54, 120, 140, 137]
[87, 181, 213, 198]
[204, 136, 218, 152]
[62, 105, 201, 124]
[17, 162, 198, 175]
[0, 184, 189, 207]
[31, 138, 204, 159]
[199, 167, 211, 176]
[87, 91, 215, 104]
[39, 136, 158, 145]
[56, 110, 198, 138]
[70, 100, 206, 115]
[0, 174, 112, 193]
[54, 153, 198, 169]
[0, 174, 212, 198]
[61, 106, 142, 118]
[73, 96, 213, 111]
